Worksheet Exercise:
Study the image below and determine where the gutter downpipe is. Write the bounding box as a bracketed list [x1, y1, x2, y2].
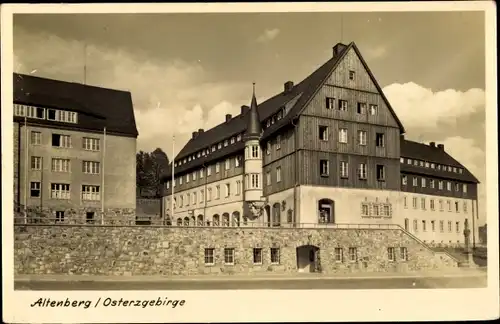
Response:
[291, 118, 299, 227]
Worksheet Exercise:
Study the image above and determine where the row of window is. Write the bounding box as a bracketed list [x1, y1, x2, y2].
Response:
[169, 181, 243, 208]
[325, 96, 379, 116]
[29, 131, 100, 151]
[174, 133, 244, 168]
[14, 104, 78, 124]
[319, 160, 386, 180]
[317, 126, 385, 147]
[360, 202, 393, 217]
[402, 175, 468, 193]
[264, 107, 286, 129]
[29, 182, 100, 201]
[334, 247, 407, 263]
[404, 196, 468, 213]
[405, 218, 463, 234]
[400, 157, 464, 175]
[30, 156, 100, 174]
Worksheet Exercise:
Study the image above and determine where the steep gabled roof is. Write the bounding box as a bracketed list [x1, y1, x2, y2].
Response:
[400, 139, 479, 183]
[13, 73, 138, 137]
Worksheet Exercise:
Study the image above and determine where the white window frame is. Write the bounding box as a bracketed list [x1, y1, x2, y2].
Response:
[224, 248, 235, 265]
[52, 158, 70, 173]
[270, 247, 280, 264]
[358, 163, 367, 179]
[31, 156, 42, 170]
[276, 167, 282, 182]
[82, 161, 100, 174]
[339, 128, 348, 143]
[30, 131, 42, 145]
[51, 183, 70, 199]
[82, 185, 100, 201]
[204, 248, 215, 265]
[340, 161, 348, 178]
[358, 130, 367, 145]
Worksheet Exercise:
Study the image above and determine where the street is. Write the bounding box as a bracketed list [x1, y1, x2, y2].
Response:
[15, 275, 487, 290]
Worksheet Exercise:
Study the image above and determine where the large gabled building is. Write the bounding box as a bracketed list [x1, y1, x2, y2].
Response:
[13, 73, 138, 224]
[161, 42, 480, 248]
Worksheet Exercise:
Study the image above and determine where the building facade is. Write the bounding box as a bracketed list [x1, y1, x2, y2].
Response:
[161, 42, 480, 251]
[13, 73, 138, 224]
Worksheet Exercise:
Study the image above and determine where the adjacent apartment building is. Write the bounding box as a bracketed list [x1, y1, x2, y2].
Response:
[161, 41, 480, 247]
[13, 73, 138, 224]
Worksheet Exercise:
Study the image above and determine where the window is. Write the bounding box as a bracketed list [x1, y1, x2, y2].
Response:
[430, 179, 435, 188]
[463, 184, 468, 193]
[276, 135, 281, 150]
[447, 200, 451, 212]
[204, 248, 215, 265]
[456, 221, 460, 233]
[247, 174, 260, 189]
[166, 181, 170, 189]
[349, 70, 355, 80]
[266, 171, 271, 186]
[51, 183, 70, 199]
[86, 212, 95, 224]
[413, 177, 418, 187]
[403, 196, 408, 208]
[320, 160, 329, 177]
[251, 145, 259, 158]
[82, 137, 100, 151]
[215, 163, 220, 173]
[419, 161, 424, 167]
[348, 247, 357, 262]
[14, 104, 26, 116]
[31, 156, 42, 170]
[179, 176, 183, 185]
[430, 199, 435, 210]
[55, 211, 65, 223]
[404, 218, 410, 231]
[329, 247, 343, 263]
[407, 159, 412, 165]
[357, 102, 367, 114]
[192, 172, 197, 181]
[319, 126, 329, 141]
[30, 182, 41, 197]
[413, 219, 418, 231]
[338, 100, 348, 111]
[455, 183, 460, 192]
[207, 188, 212, 201]
[193, 192, 197, 204]
[276, 167, 282, 182]
[339, 128, 348, 143]
[218, 143, 222, 149]
[82, 161, 100, 174]
[373, 205, 380, 216]
[400, 247, 408, 261]
[455, 201, 459, 213]
[402, 175, 407, 185]
[224, 140, 228, 147]
[235, 156, 242, 168]
[266, 142, 271, 155]
[230, 137, 235, 144]
[326, 97, 335, 109]
[340, 161, 348, 178]
[439, 200, 444, 211]
[236, 180, 242, 195]
[376, 165, 385, 181]
[421, 198, 426, 210]
[215, 185, 220, 199]
[438, 181, 444, 190]
[412, 197, 418, 209]
[448, 221, 452, 232]
[225, 159, 230, 170]
[82, 185, 100, 201]
[253, 248, 263, 264]
[358, 163, 367, 179]
[463, 202, 467, 213]
[30, 131, 41, 145]
[357, 130, 367, 145]
[200, 169, 204, 178]
[439, 220, 444, 232]
[224, 248, 235, 265]
[383, 205, 390, 216]
[200, 190, 205, 202]
[26, 105, 45, 119]
[431, 220, 435, 232]
[225, 183, 230, 197]
[369, 104, 378, 115]
[270, 248, 280, 264]
[186, 193, 190, 206]
[185, 174, 190, 183]
[52, 158, 70, 172]
[375, 133, 385, 147]
[207, 166, 212, 176]
[421, 178, 426, 187]
[47, 109, 78, 123]
[51, 134, 71, 148]
[447, 182, 452, 191]
[387, 247, 395, 261]
[425, 162, 430, 168]
[422, 220, 427, 231]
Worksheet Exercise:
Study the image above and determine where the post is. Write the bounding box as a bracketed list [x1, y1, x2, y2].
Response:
[171, 134, 175, 222]
[101, 126, 106, 224]
[24, 116, 28, 224]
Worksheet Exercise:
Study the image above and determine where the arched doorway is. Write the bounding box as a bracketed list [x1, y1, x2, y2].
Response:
[232, 211, 241, 227]
[197, 215, 204, 226]
[272, 203, 281, 227]
[264, 205, 271, 227]
[176, 218, 182, 226]
[318, 199, 335, 224]
[296, 245, 321, 273]
[222, 213, 230, 226]
[183, 217, 190, 226]
[213, 214, 220, 226]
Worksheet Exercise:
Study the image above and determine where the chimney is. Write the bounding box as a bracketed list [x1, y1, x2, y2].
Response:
[437, 144, 444, 150]
[225, 114, 232, 122]
[198, 128, 204, 133]
[241, 105, 250, 115]
[430, 142, 436, 148]
[400, 134, 405, 141]
[192, 131, 198, 139]
[333, 43, 348, 57]
[284, 81, 294, 93]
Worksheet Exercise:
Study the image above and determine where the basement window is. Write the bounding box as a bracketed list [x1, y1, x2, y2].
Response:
[86, 212, 95, 224]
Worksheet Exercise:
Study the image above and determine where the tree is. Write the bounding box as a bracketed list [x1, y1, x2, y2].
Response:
[150, 148, 170, 197]
[136, 148, 170, 198]
[136, 151, 149, 197]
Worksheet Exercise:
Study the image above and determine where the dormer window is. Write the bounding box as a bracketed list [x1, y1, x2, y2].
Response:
[197, 152, 201, 158]
[224, 140, 228, 147]
[188, 156, 192, 162]
[211, 145, 216, 152]
[236, 134, 242, 141]
[231, 137, 235, 144]
[218, 143, 222, 149]
[267, 120, 271, 127]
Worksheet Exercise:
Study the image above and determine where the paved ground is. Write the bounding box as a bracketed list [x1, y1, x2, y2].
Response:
[15, 272, 487, 290]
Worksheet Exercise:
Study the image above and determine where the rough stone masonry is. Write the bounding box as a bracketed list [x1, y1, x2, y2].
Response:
[14, 225, 458, 276]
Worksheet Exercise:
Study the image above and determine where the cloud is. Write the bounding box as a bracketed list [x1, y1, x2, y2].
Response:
[256, 28, 280, 43]
[382, 82, 485, 135]
[365, 45, 387, 59]
[14, 27, 250, 156]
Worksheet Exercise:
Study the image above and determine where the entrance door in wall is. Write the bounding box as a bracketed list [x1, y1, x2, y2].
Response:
[296, 245, 320, 273]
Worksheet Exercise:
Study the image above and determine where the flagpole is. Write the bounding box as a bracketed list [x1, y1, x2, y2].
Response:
[171, 134, 175, 222]
[101, 126, 106, 225]
[24, 116, 28, 224]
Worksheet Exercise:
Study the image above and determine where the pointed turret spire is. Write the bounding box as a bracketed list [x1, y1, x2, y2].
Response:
[245, 82, 262, 140]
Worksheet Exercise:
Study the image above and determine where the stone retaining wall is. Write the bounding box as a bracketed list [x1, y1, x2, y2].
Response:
[14, 225, 458, 276]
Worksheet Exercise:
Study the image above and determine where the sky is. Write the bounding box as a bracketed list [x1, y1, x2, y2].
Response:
[12, 11, 487, 224]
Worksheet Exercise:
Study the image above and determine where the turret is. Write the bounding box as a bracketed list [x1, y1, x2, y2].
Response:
[243, 83, 265, 220]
